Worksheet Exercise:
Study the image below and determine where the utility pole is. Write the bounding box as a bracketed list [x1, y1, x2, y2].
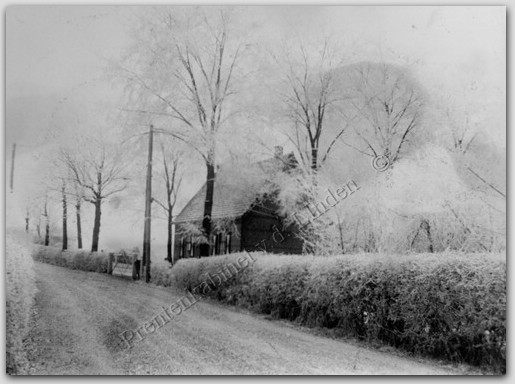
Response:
[142, 124, 154, 283]
[10, 143, 16, 193]
[62, 180, 68, 251]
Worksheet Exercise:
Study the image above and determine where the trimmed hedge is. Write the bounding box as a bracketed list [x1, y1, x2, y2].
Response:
[32, 246, 109, 273]
[170, 252, 506, 374]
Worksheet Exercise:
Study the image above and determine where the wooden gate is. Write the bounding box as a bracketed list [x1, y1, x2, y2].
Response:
[107, 248, 140, 279]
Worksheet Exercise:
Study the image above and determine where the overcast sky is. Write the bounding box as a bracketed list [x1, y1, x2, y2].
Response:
[6, 5, 505, 143]
[4, 5, 506, 199]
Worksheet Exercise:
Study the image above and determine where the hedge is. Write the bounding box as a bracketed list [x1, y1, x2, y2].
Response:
[32, 246, 109, 273]
[169, 252, 506, 374]
[6, 231, 37, 374]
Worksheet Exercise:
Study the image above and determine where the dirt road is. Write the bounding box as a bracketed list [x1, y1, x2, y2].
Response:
[24, 262, 464, 375]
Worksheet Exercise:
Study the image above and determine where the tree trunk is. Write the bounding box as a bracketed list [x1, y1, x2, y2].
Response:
[167, 208, 173, 264]
[91, 199, 102, 252]
[421, 219, 434, 253]
[411, 219, 435, 253]
[200, 162, 215, 256]
[45, 223, 50, 246]
[44, 200, 49, 246]
[336, 211, 345, 254]
[36, 217, 41, 239]
[76, 201, 82, 249]
[311, 146, 318, 171]
[62, 183, 68, 251]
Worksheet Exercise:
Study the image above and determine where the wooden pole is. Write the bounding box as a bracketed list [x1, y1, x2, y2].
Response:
[10, 143, 16, 193]
[142, 125, 154, 283]
[107, 253, 114, 275]
[62, 180, 68, 251]
[44, 197, 50, 246]
[76, 199, 83, 249]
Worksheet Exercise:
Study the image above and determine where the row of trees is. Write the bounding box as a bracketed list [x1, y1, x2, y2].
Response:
[26, 135, 184, 264]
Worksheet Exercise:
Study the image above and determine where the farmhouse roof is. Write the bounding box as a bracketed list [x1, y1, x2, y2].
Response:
[174, 152, 295, 224]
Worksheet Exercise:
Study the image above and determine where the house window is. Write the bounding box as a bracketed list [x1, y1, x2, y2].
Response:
[191, 237, 195, 258]
[214, 233, 221, 255]
[180, 237, 184, 258]
[226, 233, 231, 254]
[188, 236, 193, 258]
[220, 234, 226, 255]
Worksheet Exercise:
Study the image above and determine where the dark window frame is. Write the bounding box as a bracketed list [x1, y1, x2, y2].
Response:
[226, 233, 232, 254]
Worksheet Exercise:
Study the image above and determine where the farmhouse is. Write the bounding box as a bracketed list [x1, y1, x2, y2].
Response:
[173, 147, 303, 260]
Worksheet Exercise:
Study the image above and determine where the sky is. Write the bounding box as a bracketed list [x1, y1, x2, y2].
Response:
[5, 5, 505, 140]
[6, 6, 129, 98]
[3, 4, 506, 254]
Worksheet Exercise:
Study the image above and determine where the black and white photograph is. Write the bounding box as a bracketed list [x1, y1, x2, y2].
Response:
[3, 4, 506, 376]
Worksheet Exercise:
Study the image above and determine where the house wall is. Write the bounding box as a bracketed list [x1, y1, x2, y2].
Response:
[173, 200, 304, 259]
[173, 220, 242, 261]
[231, 219, 242, 253]
[241, 209, 303, 254]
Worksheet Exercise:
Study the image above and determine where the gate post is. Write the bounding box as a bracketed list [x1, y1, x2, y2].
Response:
[132, 253, 140, 280]
[107, 252, 114, 275]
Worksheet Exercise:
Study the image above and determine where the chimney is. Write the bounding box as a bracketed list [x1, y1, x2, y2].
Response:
[274, 146, 283, 158]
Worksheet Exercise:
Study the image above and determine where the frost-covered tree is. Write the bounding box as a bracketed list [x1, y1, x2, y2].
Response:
[61, 139, 129, 252]
[274, 38, 351, 172]
[117, 6, 245, 256]
[346, 62, 425, 164]
[152, 140, 184, 264]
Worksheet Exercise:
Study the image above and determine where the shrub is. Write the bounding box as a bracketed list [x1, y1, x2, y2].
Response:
[6, 230, 37, 375]
[32, 246, 108, 273]
[170, 253, 257, 300]
[150, 264, 174, 287]
[170, 252, 506, 373]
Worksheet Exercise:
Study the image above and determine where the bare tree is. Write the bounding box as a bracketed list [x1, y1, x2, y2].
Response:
[61, 179, 68, 251]
[36, 214, 41, 240]
[72, 180, 85, 249]
[23, 196, 42, 235]
[61, 142, 128, 252]
[277, 39, 350, 172]
[436, 80, 485, 155]
[348, 62, 424, 164]
[467, 167, 506, 200]
[447, 110, 478, 154]
[24, 206, 30, 233]
[153, 142, 184, 264]
[118, 7, 243, 256]
[25, 195, 47, 243]
[43, 196, 50, 246]
[53, 165, 84, 250]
